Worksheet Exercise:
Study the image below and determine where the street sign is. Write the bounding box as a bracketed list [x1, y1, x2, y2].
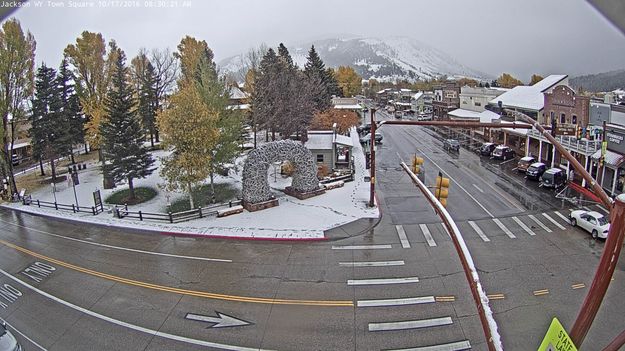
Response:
[93, 190, 103, 211]
[185, 312, 251, 328]
[602, 141, 607, 157]
[537, 318, 577, 351]
[555, 124, 576, 136]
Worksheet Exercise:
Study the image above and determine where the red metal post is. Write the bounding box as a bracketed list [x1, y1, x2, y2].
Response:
[603, 328, 625, 351]
[369, 108, 376, 207]
[569, 193, 625, 345]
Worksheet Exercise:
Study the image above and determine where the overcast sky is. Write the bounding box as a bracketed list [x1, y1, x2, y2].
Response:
[6, 0, 625, 80]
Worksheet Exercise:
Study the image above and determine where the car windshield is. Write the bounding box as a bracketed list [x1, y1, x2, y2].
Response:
[0, 323, 6, 336]
[528, 166, 539, 172]
[598, 216, 609, 226]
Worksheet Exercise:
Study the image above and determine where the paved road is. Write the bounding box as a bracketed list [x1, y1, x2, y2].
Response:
[0, 111, 623, 350]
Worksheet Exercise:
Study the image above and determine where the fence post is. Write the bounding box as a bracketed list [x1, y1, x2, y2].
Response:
[114, 207, 119, 218]
[72, 204, 76, 213]
[92, 206, 95, 215]
[169, 211, 173, 223]
[37, 199, 40, 207]
[55, 202, 58, 210]
[229, 201, 232, 208]
[139, 211, 143, 221]
[125, 203, 128, 211]
[199, 207, 203, 218]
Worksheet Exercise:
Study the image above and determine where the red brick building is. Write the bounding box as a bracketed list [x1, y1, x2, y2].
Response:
[542, 85, 590, 133]
[432, 81, 460, 120]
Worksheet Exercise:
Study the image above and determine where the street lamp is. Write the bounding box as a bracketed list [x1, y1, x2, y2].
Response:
[51, 182, 57, 203]
[68, 166, 79, 209]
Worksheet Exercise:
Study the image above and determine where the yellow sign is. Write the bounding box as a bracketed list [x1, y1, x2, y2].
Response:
[602, 141, 607, 157]
[538, 318, 577, 351]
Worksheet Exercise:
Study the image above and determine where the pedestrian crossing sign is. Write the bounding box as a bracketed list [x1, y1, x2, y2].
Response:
[538, 318, 577, 351]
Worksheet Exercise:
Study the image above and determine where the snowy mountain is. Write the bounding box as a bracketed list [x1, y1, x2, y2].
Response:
[219, 36, 489, 82]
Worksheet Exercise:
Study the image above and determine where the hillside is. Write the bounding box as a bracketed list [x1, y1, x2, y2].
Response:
[570, 69, 625, 92]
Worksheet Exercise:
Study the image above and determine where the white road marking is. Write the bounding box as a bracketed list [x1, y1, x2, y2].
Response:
[368, 316, 452, 331]
[512, 216, 536, 236]
[492, 218, 516, 238]
[468, 221, 490, 242]
[419, 224, 437, 247]
[332, 245, 392, 250]
[347, 277, 420, 286]
[542, 213, 566, 230]
[594, 204, 609, 214]
[0, 268, 274, 351]
[357, 296, 435, 307]
[388, 340, 471, 351]
[528, 214, 552, 233]
[472, 184, 484, 193]
[395, 225, 411, 248]
[440, 223, 451, 239]
[4, 320, 47, 350]
[339, 261, 405, 267]
[554, 211, 571, 223]
[0, 219, 231, 263]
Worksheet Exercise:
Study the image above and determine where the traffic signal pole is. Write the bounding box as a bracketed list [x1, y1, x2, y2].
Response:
[369, 108, 376, 208]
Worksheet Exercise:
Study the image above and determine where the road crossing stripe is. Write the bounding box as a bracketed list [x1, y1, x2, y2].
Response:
[435, 296, 456, 302]
[357, 296, 435, 307]
[533, 289, 550, 296]
[368, 316, 452, 332]
[419, 224, 437, 247]
[571, 283, 586, 290]
[439, 223, 451, 239]
[348, 277, 420, 286]
[332, 245, 392, 250]
[395, 225, 411, 248]
[487, 293, 505, 300]
[387, 340, 471, 351]
[339, 261, 405, 267]
[542, 213, 566, 230]
[528, 214, 552, 233]
[512, 216, 536, 236]
[468, 221, 490, 242]
[594, 204, 609, 214]
[492, 218, 516, 238]
[554, 211, 571, 223]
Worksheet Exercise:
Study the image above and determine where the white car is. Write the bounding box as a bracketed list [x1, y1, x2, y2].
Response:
[569, 210, 610, 239]
[0, 319, 22, 351]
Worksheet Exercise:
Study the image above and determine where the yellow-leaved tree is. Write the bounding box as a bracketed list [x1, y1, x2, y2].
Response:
[529, 74, 544, 85]
[335, 66, 362, 97]
[496, 73, 523, 89]
[309, 109, 360, 134]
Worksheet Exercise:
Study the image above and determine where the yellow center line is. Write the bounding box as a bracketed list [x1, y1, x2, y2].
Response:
[487, 294, 505, 300]
[571, 283, 586, 290]
[533, 289, 550, 296]
[435, 296, 456, 302]
[0, 239, 353, 307]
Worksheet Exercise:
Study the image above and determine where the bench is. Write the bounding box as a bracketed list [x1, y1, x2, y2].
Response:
[323, 181, 345, 190]
[217, 205, 244, 218]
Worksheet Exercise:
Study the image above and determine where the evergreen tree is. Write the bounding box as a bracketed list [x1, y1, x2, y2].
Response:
[101, 50, 155, 200]
[30, 64, 68, 181]
[325, 67, 341, 97]
[277, 43, 294, 68]
[252, 48, 280, 139]
[57, 57, 84, 163]
[138, 61, 158, 147]
[304, 45, 333, 111]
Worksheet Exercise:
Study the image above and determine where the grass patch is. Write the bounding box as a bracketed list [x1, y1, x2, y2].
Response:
[169, 183, 239, 212]
[105, 186, 158, 206]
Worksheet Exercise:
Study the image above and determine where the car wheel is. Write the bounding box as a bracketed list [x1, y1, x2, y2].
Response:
[592, 230, 598, 239]
[570, 218, 576, 226]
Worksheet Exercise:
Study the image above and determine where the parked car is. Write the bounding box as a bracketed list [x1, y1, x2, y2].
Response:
[0, 319, 22, 351]
[443, 139, 460, 152]
[569, 210, 610, 239]
[526, 162, 547, 180]
[491, 145, 515, 160]
[357, 124, 371, 135]
[480, 142, 497, 156]
[360, 132, 383, 144]
[517, 156, 536, 172]
[394, 111, 402, 119]
[540, 167, 567, 188]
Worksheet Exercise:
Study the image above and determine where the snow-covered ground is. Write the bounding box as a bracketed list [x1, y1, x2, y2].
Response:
[3, 129, 379, 240]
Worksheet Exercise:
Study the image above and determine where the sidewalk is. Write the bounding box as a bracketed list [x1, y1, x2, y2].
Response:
[3, 129, 380, 240]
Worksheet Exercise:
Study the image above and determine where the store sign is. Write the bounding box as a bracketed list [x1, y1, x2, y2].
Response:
[606, 127, 625, 155]
[556, 124, 576, 136]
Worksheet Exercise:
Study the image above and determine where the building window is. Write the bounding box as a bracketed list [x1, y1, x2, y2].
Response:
[317, 154, 324, 163]
[560, 113, 566, 124]
[475, 102, 481, 107]
[572, 115, 577, 124]
[550, 111, 554, 124]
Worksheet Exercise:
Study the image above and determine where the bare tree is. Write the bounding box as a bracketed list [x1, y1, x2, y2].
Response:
[149, 48, 179, 142]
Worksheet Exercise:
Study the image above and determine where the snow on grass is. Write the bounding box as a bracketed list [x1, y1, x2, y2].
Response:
[5, 129, 379, 240]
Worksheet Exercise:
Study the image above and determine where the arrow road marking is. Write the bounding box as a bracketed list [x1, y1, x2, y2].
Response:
[185, 312, 252, 328]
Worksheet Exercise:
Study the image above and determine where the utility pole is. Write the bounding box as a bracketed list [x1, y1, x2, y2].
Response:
[369, 108, 376, 207]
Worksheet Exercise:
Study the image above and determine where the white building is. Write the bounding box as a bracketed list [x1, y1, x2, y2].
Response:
[459, 86, 506, 112]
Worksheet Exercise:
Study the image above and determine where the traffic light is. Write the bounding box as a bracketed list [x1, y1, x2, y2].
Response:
[576, 125, 582, 140]
[435, 172, 450, 208]
[412, 156, 424, 174]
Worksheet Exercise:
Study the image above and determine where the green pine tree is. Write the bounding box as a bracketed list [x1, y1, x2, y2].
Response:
[138, 61, 158, 147]
[304, 45, 333, 111]
[101, 50, 155, 200]
[57, 57, 84, 162]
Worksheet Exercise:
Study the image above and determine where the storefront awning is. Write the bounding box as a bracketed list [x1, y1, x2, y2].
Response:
[591, 149, 625, 167]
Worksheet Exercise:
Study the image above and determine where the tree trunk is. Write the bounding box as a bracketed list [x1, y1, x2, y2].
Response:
[84, 143, 89, 154]
[128, 177, 135, 201]
[210, 172, 216, 204]
[50, 156, 56, 182]
[150, 130, 154, 148]
[253, 124, 257, 149]
[39, 159, 45, 176]
[70, 150, 75, 164]
[271, 129, 276, 141]
[188, 182, 194, 209]
[265, 129, 269, 142]
[155, 129, 160, 143]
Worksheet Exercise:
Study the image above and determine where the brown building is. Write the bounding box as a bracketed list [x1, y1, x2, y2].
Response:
[542, 85, 590, 134]
[432, 81, 460, 120]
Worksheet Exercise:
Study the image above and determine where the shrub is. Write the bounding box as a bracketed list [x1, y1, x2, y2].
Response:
[281, 161, 295, 176]
[168, 183, 239, 212]
[105, 186, 158, 205]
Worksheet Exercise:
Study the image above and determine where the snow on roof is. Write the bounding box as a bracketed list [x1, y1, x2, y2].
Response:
[226, 104, 250, 110]
[7, 141, 29, 149]
[448, 108, 500, 123]
[489, 75, 568, 111]
[531, 74, 568, 92]
[334, 133, 353, 147]
[413, 92, 423, 100]
[333, 104, 362, 109]
[400, 88, 412, 92]
[395, 102, 411, 106]
[305, 132, 334, 150]
[592, 149, 625, 166]
[229, 86, 249, 100]
[480, 110, 500, 123]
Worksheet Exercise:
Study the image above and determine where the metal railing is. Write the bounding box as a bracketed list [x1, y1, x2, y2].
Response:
[114, 200, 242, 224]
[527, 130, 600, 155]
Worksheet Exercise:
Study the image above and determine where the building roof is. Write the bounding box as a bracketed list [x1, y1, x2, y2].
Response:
[591, 149, 624, 166]
[448, 108, 500, 123]
[333, 104, 362, 110]
[229, 86, 249, 100]
[305, 131, 353, 150]
[226, 104, 250, 110]
[489, 75, 568, 111]
[334, 134, 353, 147]
[412, 92, 423, 100]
